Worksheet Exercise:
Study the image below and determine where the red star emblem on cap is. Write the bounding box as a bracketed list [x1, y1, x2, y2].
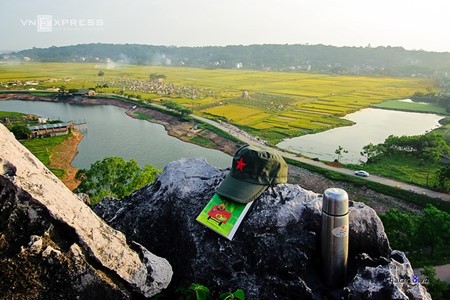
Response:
[235, 158, 247, 172]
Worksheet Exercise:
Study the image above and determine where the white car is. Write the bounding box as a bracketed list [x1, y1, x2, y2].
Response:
[355, 170, 369, 177]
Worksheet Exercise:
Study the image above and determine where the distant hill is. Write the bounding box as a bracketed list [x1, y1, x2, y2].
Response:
[6, 43, 450, 77]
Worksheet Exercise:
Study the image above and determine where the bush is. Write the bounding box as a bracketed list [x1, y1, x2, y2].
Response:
[75, 157, 160, 204]
[421, 266, 450, 300]
[10, 124, 30, 140]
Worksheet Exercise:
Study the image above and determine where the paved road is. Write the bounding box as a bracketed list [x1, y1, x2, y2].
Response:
[137, 102, 450, 282]
[192, 114, 450, 202]
[143, 102, 449, 202]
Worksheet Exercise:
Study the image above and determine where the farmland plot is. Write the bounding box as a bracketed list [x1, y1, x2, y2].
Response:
[0, 62, 434, 143]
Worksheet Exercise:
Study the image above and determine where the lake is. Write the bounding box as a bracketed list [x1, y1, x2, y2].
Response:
[277, 108, 444, 164]
[0, 100, 231, 169]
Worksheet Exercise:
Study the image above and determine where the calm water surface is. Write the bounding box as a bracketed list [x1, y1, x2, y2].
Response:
[0, 100, 231, 169]
[277, 108, 444, 164]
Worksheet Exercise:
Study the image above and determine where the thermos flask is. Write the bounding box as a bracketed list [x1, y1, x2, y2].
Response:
[321, 188, 349, 287]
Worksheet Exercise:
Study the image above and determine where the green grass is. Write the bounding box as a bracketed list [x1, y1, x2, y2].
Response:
[372, 99, 448, 114]
[0, 111, 28, 125]
[345, 154, 441, 187]
[132, 111, 154, 120]
[284, 157, 450, 213]
[0, 111, 61, 170]
[0, 111, 24, 118]
[197, 122, 241, 143]
[20, 135, 69, 178]
[189, 136, 216, 148]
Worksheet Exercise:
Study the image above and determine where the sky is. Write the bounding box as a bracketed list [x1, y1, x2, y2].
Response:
[1, 0, 449, 53]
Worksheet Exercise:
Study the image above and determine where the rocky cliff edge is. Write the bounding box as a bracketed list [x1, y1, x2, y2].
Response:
[94, 157, 432, 299]
[0, 124, 172, 299]
[0, 122, 432, 299]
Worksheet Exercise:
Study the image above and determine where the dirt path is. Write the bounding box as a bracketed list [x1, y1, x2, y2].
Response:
[49, 129, 83, 191]
[125, 105, 238, 155]
[6, 95, 442, 212]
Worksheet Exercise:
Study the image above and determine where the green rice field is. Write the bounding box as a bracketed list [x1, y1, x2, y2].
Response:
[0, 62, 435, 143]
[371, 99, 447, 114]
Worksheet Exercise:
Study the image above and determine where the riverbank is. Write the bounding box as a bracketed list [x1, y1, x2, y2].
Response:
[123, 104, 238, 156]
[49, 129, 83, 190]
[0, 93, 239, 156]
[3, 94, 448, 281]
[1, 94, 439, 210]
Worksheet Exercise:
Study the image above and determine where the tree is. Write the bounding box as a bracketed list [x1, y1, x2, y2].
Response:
[421, 266, 450, 300]
[59, 85, 67, 95]
[360, 143, 384, 163]
[162, 101, 192, 117]
[75, 157, 160, 204]
[380, 133, 449, 160]
[149, 73, 166, 81]
[434, 165, 450, 191]
[334, 145, 348, 163]
[179, 107, 193, 117]
[380, 209, 419, 250]
[10, 124, 31, 140]
[416, 205, 450, 257]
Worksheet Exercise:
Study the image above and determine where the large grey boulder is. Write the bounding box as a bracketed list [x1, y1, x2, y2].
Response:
[94, 157, 431, 299]
[0, 124, 172, 299]
[345, 251, 431, 299]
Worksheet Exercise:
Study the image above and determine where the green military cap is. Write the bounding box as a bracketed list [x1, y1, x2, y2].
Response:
[217, 144, 288, 203]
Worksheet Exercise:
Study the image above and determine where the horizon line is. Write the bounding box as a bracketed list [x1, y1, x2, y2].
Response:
[5, 42, 450, 54]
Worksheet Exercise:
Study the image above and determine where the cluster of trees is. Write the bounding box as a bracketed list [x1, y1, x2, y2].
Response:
[381, 205, 450, 299]
[75, 157, 160, 204]
[361, 132, 450, 190]
[149, 73, 166, 81]
[421, 266, 450, 300]
[381, 205, 450, 257]
[411, 92, 450, 113]
[10, 124, 31, 139]
[11, 43, 450, 77]
[162, 101, 192, 117]
[361, 133, 449, 163]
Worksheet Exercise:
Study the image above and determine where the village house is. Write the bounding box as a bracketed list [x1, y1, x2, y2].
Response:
[37, 117, 48, 124]
[28, 122, 70, 138]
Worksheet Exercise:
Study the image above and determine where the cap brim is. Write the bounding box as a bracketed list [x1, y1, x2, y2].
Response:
[217, 173, 268, 204]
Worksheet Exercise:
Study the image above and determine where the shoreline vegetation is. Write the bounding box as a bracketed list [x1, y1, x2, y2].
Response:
[0, 62, 437, 145]
[0, 93, 240, 156]
[0, 93, 241, 190]
[2, 93, 448, 203]
[1, 63, 447, 197]
[2, 93, 450, 269]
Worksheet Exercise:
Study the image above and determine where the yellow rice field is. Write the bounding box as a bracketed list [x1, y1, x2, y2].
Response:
[0, 62, 435, 143]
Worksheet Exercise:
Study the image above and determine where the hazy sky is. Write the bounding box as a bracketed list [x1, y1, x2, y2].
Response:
[1, 0, 449, 52]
